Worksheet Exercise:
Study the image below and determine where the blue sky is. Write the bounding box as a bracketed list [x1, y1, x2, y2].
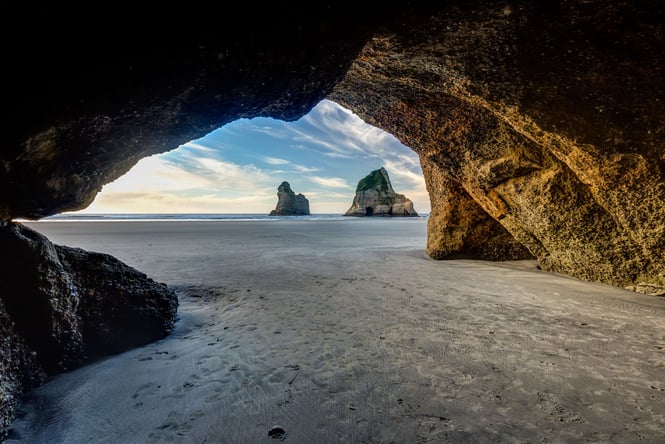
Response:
[78, 99, 430, 214]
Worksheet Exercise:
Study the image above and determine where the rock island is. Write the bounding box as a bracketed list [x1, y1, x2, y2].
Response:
[269, 181, 310, 216]
[344, 167, 418, 217]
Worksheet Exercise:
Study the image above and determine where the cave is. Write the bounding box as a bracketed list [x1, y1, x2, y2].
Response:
[2, 1, 665, 440]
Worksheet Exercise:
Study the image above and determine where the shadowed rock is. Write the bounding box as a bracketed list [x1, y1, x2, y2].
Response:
[0, 300, 43, 439]
[0, 222, 178, 436]
[0, 223, 84, 374]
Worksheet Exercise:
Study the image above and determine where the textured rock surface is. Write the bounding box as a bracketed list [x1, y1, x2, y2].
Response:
[269, 182, 310, 216]
[344, 167, 418, 217]
[56, 245, 179, 359]
[330, 1, 665, 291]
[0, 223, 178, 439]
[0, 300, 43, 441]
[421, 157, 533, 261]
[0, 224, 83, 374]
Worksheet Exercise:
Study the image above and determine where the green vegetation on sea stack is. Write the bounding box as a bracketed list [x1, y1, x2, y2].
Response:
[356, 167, 391, 192]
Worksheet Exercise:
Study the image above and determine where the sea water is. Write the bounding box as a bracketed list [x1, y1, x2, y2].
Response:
[34, 213, 429, 222]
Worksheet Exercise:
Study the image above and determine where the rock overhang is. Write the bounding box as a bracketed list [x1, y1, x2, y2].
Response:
[2, 2, 436, 220]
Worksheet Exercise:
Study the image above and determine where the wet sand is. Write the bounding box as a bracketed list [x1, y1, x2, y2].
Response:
[6, 218, 665, 443]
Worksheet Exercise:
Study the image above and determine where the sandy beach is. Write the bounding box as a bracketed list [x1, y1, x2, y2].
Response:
[5, 218, 665, 443]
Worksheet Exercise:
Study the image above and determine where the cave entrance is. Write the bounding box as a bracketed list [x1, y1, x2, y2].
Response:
[365, 206, 374, 216]
[69, 99, 430, 217]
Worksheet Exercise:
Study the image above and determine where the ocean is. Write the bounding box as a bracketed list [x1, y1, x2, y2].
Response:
[33, 213, 429, 222]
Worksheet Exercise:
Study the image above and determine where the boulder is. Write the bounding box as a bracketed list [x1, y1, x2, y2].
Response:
[0, 222, 178, 438]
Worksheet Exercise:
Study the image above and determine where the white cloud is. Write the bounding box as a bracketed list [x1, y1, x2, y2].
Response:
[287, 101, 425, 189]
[98, 155, 210, 193]
[263, 156, 290, 165]
[306, 176, 353, 189]
[304, 191, 355, 199]
[292, 164, 320, 173]
[289, 126, 365, 157]
[382, 159, 425, 188]
[80, 153, 277, 213]
[180, 141, 218, 153]
[301, 100, 398, 156]
[189, 157, 273, 189]
[84, 191, 276, 214]
[260, 157, 321, 174]
[323, 152, 355, 160]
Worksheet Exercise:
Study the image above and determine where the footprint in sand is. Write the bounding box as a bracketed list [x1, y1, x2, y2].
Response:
[536, 391, 584, 423]
[131, 383, 159, 400]
[148, 410, 202, 442]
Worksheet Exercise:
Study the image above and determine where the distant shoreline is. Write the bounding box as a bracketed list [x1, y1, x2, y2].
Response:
[17, 213, 430, 223]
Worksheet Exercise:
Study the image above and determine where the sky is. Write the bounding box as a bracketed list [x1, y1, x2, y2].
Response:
[76, 99, 430, 215]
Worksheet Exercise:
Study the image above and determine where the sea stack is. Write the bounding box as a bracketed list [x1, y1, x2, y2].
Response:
[269, 181, 310, 216]
[344, 167, 418, 217]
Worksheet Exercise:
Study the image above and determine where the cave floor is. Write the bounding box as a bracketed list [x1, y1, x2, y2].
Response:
[7, 219, 665, 443]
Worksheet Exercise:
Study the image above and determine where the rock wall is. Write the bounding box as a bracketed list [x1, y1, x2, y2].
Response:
[0, 300, 43, 439]
[330, 0, 665, 292]
[420, 157, 533, 261]
[270, 182, 310, 216]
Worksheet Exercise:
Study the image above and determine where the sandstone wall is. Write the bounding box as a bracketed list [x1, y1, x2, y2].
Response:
[330, 1, 665, 292]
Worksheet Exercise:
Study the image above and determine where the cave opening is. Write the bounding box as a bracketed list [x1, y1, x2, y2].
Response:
[65, 99, 431, 218]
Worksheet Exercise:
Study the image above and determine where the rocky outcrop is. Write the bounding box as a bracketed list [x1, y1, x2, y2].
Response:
[344, 167, 418, 217]
[0, 222, 178, 438]
[57, 245, 179, 359]
[269, 182, 310, 216]
[330, 1, 665, 291]
[0, 299, 43, 440]
[420, 157, 534, 261]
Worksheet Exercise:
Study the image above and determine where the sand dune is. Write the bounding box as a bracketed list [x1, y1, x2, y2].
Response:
[6, 219, 665, 443]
